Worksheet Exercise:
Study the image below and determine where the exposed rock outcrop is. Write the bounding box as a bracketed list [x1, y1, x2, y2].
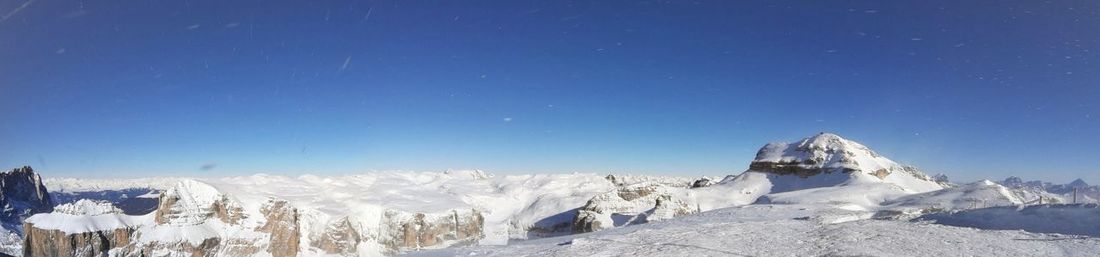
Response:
[153, 180, 245, 226]
[1, 166, 54, 229]
[383, 209, 484, 251]
[691, 177, 716, 188]
[745, 133, 945, 193]
[311, 217, 361, 256]
[258, 199, 300, 257]
[22, 223, 133, 257]
[572, 181, 698, 233]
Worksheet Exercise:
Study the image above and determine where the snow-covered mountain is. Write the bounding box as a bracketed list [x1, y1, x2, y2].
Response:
[717, 133, 947, 210]
[45, 177, 178, 216]
[569, 133, 951, 232]
[6, 132, 1099, 257]
[1001, 176, 1099, 204]
[20, 172, 633, 257]
[412, 204, 1100, 257]
[748, 132, 945, 192]
[1, 166, 54, 229]
[0, 166, 54, 256]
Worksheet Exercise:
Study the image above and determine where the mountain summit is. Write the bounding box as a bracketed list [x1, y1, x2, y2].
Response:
[1068, 179, 1090, 188]
[0, 166, 54, 231]
[719, 133, 945, 207]
[751, 132, 908, 178]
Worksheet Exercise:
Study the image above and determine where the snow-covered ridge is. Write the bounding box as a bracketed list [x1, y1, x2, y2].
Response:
[43, 177, 183, 193]
[1001, 176, 1099, 204]
[52, 199, 124, 215]
[18, 132, 1096, 257]
[24, 213, 149, 235]
[885, 180, 1024, 210]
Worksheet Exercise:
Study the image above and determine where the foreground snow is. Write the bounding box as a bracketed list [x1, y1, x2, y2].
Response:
[408, 204, 1100, 257]
[920, 204, 1100, 237]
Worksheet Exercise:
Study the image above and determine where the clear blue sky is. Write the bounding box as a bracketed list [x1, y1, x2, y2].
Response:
[1, 1, 1097, 183]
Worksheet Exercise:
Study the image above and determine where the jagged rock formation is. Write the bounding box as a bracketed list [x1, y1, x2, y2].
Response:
[258, 199, 300, 257]
[0, 166, 55, 256]
[1001, 177, 1099, 204]
[311, 217, 361, 255]
[384, 210, 484, 250]
[1, 166, 54, 230]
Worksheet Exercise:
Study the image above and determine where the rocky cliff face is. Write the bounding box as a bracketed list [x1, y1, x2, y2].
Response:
[22, 179, 487, 257]
[1, 166, 55, 256]
[258, 199, 300, 257]
[383, 209, 484, 251]
[22, 223, 133, 257]
[1, 166, 54, 230]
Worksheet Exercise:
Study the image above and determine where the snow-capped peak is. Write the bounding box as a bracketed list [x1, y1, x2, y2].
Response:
[154, 179, 239, 225]
[751, 132, 898, 177]
[52, 199, 123, 216]
[1068, 179, 1089, 188]
[743, 132, 944, 194]
[443, 169, 492, 179]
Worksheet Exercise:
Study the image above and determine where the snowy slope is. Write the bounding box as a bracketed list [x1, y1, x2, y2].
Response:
[20, 133, 1085, 257]
[919, 204, 1100, 237]
[1001, 177, 1100, 204]
[199, 171, 622, 244]
[408, 204, 1100, 257]
[885, 180, 1024, 210]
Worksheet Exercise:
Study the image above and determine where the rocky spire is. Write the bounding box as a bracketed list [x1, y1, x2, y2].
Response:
[0, 166, 55, 231]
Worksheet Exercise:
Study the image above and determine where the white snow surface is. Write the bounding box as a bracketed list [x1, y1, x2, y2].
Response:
[408, 204, 1100, 257]
[53, 199, 125, 215]
[885, 180, 1025, 210]
[919, 203, 1100, 237]
[18, 134, 1100, 257]
[25, 213, 151, 235]
[0, 227, 20, 256]
[43, 177, 183, 193]
[198, 171, 626, 244]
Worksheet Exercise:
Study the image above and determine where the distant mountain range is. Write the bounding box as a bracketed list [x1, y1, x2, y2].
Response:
[1001, 176, 1098, 204]
[0, 133, 1096, 257]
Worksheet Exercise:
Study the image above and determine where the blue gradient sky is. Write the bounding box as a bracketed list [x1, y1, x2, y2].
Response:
[1, 1, 1097, 183]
